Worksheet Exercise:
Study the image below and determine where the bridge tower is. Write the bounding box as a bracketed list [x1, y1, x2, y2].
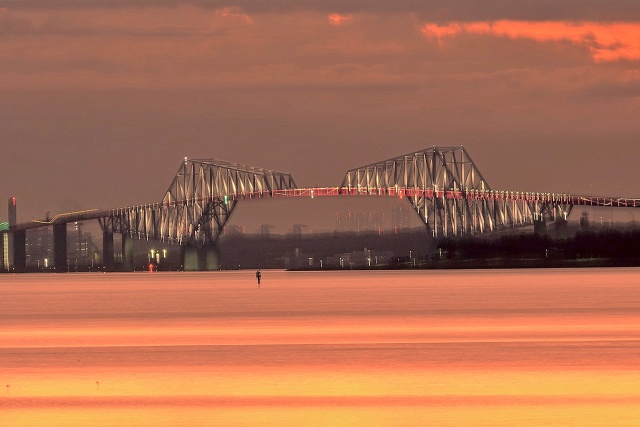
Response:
[99, 158, 297, 271]
[342, 146, 572, 238]
[342, 147, 495, 237]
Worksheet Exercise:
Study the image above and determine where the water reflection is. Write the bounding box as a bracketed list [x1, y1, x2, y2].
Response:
[1, 269, 639, 426]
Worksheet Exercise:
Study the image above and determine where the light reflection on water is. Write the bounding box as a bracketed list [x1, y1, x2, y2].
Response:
[1, 269, 640, 426]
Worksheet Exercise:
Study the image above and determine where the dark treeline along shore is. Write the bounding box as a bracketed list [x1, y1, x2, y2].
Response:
[431, 228, 640, 270]
[219, 230, 432, 270]
[217, 225, 640, 271]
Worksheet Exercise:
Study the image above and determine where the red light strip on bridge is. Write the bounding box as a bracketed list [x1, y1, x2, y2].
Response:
[154, 187, 640, 208]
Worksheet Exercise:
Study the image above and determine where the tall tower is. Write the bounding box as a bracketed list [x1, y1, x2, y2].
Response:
[2, 197, 17, 270]
[8, 196, 17, 226]
[3, 197, 17, 270]
[1, 222, 6, 271]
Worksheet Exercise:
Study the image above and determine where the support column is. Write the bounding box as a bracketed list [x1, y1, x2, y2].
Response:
[53, 224, 67, 272]
[12, 230, 26, 273]
[181, 243, 219, 271]
[534, 219, 546, 237]
[102, 231, 114, 271]
[555, 218, 568, 240]
[202, 244, 220, 271]
[182, 244, 199, 271]
[122, 233, 134, 271]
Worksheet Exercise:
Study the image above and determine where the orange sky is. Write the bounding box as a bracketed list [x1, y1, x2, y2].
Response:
[0, 2, 639, 223]
[422, 21, 640, 62]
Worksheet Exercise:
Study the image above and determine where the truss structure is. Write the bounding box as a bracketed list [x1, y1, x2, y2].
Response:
[341, 146, 571, 237]
[96, 148, 581, 244]
[100, 158, 297, 244]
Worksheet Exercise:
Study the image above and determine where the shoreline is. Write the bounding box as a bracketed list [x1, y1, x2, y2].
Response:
[289, 257, 640, 271]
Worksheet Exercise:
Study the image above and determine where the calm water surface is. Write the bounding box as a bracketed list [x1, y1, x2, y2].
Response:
[1, 269, 639, 426]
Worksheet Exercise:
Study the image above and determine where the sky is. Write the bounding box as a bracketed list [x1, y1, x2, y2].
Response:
[1, 1, 640, 230]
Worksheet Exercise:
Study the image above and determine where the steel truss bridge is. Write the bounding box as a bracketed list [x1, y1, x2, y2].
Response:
[2, 146, 639, 271]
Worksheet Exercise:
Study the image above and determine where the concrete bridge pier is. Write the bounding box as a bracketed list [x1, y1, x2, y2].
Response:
[203, 244, 220, 271]
[53, 224, 67, 272]
[12, 230, 26, 272]
[555, 218, 569, 240]
[534, 219, 547, 237]
[182, 243, 219, 271]
[101, 231, 134, 271]
[102, 230, 115, 271]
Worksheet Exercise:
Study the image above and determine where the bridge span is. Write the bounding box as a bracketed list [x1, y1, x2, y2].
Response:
[2, 146, 638, 272]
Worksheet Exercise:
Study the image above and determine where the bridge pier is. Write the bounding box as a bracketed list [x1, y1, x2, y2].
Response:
[102, 231, 115, 271]
[203, 245, 220, 271]
[12, 230, 26, 272]
[182, 244, 219, 271]
[182, 246, 197, 271]
[555, 218, 568, 240]
[101, 231, 133, 271]
[122, 234, 134, 271]
[53, 224, 67, 272]
[534, 219, 547, 237]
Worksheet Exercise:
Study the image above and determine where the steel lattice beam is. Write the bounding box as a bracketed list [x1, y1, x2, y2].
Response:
[22, 148, 633, 246]
[100, 158, 297, 244]
[341, 146, 571, 237]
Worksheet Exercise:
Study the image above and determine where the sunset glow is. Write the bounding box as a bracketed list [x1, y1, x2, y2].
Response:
[217, 6, 254, 24]
[328, 13, 354, 26]
[2, 271, 640, 426]
[421, 21, 640, 62]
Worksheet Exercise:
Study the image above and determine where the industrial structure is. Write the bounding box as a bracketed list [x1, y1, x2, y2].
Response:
[2, 146, 639, 272]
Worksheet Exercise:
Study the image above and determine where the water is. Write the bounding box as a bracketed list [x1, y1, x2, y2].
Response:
[1, 269, 639, 426]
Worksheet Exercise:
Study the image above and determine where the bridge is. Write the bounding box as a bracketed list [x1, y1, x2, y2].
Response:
[2, 146, 638, 272]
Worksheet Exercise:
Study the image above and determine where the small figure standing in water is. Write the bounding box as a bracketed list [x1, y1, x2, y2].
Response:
[256, 269, 261, 287]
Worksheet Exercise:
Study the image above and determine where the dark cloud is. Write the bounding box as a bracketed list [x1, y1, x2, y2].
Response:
[2, 0, 640, 21]
[0, 13, 226, 38]
[584, 79, 640, 98]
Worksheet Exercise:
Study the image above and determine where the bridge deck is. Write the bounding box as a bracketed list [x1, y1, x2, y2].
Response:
[5, 187, 640, 232]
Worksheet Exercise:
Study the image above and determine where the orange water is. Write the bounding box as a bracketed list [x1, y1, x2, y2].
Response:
[1, 269, 639, 426]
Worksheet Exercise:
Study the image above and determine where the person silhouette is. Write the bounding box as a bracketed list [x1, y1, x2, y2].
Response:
[256, 269, 261, 287]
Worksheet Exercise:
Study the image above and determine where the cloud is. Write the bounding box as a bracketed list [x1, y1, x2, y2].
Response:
[328, 13, 353, 27]
[2, 1, 640, 22]
[217, 7, 253, 25]
[421, 21, 640, 62]
[584, 78, 640, 97]
[0, 7, 229, 38]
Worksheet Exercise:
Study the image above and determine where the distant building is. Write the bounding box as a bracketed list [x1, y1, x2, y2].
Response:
[391, 203, 411, 233]
[25, 228, 53, 269]
[335, 210, 386, 233]
[3, 197, 17, 271]
[283, 248, 313, 269]
[324, 247, 393, 268]
[68, 222, 98, 269]
[1, 227, 7, 272]
[580, 211, 589, 229]
[24, 222, 98, 270]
